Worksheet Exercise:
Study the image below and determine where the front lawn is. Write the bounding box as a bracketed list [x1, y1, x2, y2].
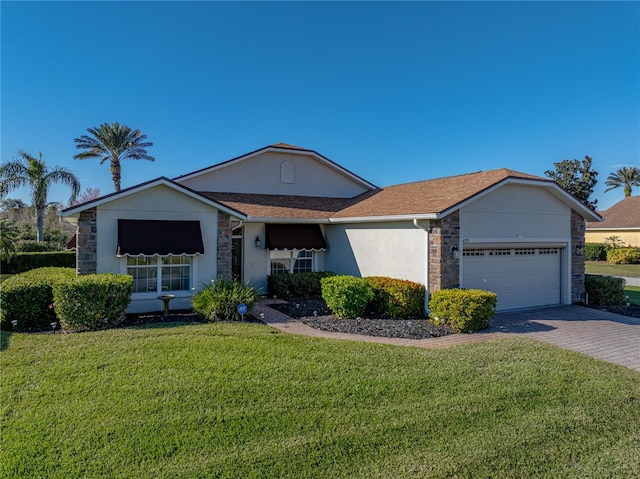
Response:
[625, 286, 640, 306]
[585, 261, 640, 277]
[2, 323, 639, 478]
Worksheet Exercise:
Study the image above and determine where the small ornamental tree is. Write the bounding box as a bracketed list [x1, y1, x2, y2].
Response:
[545, 156, 598, 210]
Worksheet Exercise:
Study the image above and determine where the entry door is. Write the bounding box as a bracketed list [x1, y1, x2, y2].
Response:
[231, 237, 242, 281]
[461, 247, 561, 311]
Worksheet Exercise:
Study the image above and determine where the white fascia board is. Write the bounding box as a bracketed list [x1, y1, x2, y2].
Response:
[586, 227, 639, 231]
[329, 213, 439, 224]
[60, 178, 247, 220]
[174, 146, 377, 191]
[246, 217, 331, 224]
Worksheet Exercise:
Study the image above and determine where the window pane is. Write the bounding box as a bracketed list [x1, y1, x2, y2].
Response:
[271, 261, 289, 275]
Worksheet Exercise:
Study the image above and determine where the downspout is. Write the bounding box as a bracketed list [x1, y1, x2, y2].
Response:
[413, 219, 431, 315]
[231, 220, 243, 231]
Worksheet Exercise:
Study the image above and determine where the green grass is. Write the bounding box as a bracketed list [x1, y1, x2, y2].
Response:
[624, 286, 640, 305]
[585, 261, 640, 277]
[2, 323, 639, 478]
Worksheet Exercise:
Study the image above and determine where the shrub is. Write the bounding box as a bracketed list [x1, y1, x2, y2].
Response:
[365, 276, 425, 318]
[585, 274, 625, 305]
[52, 273, 133, 331]
[584, 243, 607, 261]
[428, 289, 497, 333]
[606, 248, 640, 265]
[16, 241, 61, 252]
[0, 251, 75, 274]
[192, 279, 258, 321]
[321, 275, 374, 319]
[267, 271, 336, 299]
[0, 267, 76, 330]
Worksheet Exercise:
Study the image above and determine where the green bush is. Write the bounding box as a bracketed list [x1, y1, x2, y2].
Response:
[584, 243, 607, 261]
[267, 271, 336, 299]
[52, 273, 133, 331]
[365, 276, 425, 318]
[0, 251, 75, 274]
[606, 248, 640, 265]
[585, 274, 625, 305]
[192, 279, 258, 321]
[321, 275, 374, 319]
[16, 241, 62, 252]
[428, 289, 497, 333]
[0, 267, 76, 330]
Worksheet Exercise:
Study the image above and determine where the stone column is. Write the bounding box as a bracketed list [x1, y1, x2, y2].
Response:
[571, 209, 586, 303]
[77, 208, 97, 275]
[217, 211, 232, 281]
[428, 211, 460, 294]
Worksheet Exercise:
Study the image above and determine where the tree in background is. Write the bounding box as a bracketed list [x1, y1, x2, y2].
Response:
[72, 187, 102, 206]
[74, 122, 154, 192]
[545, 156, 598, 210]
[604, 166, 640, 197]
[0, 151, 80, 242]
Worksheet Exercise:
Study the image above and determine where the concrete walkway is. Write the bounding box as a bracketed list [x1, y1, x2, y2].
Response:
[253, 299, 640, 372]
[620, 276, 640, 287]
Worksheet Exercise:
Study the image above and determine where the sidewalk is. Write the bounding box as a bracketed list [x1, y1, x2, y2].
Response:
[252, 298, 640, 372]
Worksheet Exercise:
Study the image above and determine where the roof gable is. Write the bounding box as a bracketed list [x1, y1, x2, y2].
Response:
[173, 143, 377, 196]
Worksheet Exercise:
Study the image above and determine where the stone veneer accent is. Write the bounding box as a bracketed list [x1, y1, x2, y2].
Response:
[428, 211, 460, 294]
[76, 207, 97, 275]
[571, 209, 586, 303]
[217, 211, 232, 281]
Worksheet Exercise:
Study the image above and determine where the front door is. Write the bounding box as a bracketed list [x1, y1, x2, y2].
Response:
[231, 237, 242, 281]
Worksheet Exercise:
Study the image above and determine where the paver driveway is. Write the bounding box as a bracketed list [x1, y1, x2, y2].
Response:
[255, 300, 640, 372]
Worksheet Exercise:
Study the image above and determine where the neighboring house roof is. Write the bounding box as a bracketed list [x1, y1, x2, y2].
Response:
[173, 143, 378, 191]
[586, 196, 640, 230]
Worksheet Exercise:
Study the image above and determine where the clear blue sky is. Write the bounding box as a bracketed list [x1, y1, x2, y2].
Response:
[2, 1, 638, 211]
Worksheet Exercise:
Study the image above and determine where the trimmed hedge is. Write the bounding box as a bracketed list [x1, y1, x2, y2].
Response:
[0, 267, 77, 330]
[267, 271, 336, 300]
[428, 288, 497, 333]
[0, 251, 75, 274]
[365, 276, 425, 318]
[52, 274, 133, 331]
[192, 279, 258, 321]
[585, 274, 625, 306]
[584, 243, 607, 261]
[321, 275, 374, 319]
[606, 248, 640, 265]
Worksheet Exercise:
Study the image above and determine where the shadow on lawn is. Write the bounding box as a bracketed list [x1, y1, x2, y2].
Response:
[1, 330, 11, 351]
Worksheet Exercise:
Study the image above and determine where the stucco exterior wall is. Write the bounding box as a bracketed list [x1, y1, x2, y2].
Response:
[324, 221, 427, 285]
[95, 184, 220, 313]
[585, 230, 639, 247]
[460, 184, 571, 241]
[177, 151, 370, 198]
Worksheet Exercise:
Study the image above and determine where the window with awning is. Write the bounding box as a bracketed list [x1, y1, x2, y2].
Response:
[117, 219, 204, 256]
[264, 224, 326, 251]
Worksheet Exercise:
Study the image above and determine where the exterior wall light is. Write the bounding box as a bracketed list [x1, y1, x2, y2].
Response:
[255, 235, 262, 248]
[575, 243, 584, 256]
[451, 245, 460, 259]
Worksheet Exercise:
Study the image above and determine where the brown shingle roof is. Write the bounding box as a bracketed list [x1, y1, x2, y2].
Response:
[201, 169, 551, 220]
[200, 192, 356, 220]
[269, 143, 311, 151]
[586, 196, 640, 229]
[332, 168, 548, 218]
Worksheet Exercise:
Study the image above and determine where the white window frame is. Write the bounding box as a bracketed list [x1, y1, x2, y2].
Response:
[268, 249, 316, 275]
[123, 256, 194, 296]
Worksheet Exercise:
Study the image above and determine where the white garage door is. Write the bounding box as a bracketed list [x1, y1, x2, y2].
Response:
[461, 247, 562, 311]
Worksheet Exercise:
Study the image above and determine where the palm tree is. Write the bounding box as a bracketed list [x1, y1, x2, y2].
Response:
[0, 219, 19, 262]
[604, 166, 640, 197]
[0, 151, 80, 242]
[73, 122, 155, 192]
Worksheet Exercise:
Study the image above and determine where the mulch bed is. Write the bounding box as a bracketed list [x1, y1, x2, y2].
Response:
[269, 297, 455, 340]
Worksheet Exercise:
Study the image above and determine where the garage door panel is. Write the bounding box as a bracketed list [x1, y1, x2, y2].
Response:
[461, 247, 561, 311]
